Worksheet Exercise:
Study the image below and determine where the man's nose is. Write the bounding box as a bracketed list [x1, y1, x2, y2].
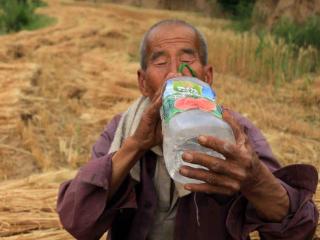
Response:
[165, 60, 182, 80]
[165, 60, 196, 80]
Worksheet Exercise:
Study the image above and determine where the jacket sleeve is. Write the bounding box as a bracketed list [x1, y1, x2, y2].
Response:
[226, 110, 319, 240]
[56, 115, 137, 240]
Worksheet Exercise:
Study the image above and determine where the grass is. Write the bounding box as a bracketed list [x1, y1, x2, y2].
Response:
[23, 13, 56, 31]
[220, 1, 320, 83]
[207, 28, 319, 85]
[272, 16, 320, 50]
[0, 0, 55, 34]
[221, 0, 256, 32]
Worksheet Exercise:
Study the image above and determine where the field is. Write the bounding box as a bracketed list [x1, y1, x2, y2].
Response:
[0, 0, 319, 239]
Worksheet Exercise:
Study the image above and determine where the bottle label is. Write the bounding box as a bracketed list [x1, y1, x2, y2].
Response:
[162, 79, 223, 123]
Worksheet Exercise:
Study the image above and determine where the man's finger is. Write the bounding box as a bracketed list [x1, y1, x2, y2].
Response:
[145, 92, 162, 118]
[157, 78, 170, 100]
[184, 183, 235, 196]
[180, 166, 241, 192]
[197, 135, 238, 160]
[182, 151, 246, 181]
[151, 86, 163, 102]
[149, 79, 168, 112]
[222, 110, 246, 145]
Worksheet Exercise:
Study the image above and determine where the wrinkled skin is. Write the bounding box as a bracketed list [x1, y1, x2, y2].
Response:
[133, 23, 212, 149]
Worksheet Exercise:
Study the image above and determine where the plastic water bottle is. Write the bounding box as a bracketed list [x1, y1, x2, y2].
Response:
[160, 76, 236, 184]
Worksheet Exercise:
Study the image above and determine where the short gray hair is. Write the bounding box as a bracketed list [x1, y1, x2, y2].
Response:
[139, 19, 208, 70]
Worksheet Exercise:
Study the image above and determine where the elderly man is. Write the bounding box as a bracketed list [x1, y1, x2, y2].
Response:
[57, 19, 318, 240]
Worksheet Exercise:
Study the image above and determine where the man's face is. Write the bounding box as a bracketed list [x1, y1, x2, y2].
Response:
[138, 24, 213, 98]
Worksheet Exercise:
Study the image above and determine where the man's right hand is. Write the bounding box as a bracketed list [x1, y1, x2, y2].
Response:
[130, 88, 163, 151]
[108, 87, 163, 200]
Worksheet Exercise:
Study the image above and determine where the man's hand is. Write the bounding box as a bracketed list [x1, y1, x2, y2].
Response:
[109, 87, 164, 200]
[131, 73, 183, 151]
[179, 110, 261, 195]
[179, 111, 289, 222]
[131, 87, 163, 151]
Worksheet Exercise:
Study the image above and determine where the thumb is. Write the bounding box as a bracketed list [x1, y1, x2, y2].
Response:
[222, 110, 245, 145]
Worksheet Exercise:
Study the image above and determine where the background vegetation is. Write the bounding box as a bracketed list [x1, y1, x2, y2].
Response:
[211, 0, 320, 86]
[216, 0, 320, 50]
[0, 0, 55, 34]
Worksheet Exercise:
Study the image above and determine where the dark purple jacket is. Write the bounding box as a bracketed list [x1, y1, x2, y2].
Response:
[57, 111, 318, 240]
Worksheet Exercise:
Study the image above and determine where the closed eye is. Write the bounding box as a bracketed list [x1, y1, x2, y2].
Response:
[181, 59, 193, 63]
[150, 51, 168, 66]
[180, 48, 196, 64]
[180, 56, 195, 64]
[154, 60, 168, 66]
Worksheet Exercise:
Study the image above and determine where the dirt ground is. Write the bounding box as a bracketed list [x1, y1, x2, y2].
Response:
[0, 0, 319, 238]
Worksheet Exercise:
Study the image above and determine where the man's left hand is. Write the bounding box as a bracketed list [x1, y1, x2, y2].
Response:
[180, 111, 262, 196]
[179, 111, 289, 222]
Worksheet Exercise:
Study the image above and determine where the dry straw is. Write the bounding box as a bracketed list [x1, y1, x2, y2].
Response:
[0, 170, 75, 239]
[0, 170, 318, 239]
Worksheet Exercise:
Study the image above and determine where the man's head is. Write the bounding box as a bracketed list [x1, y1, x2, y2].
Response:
[137, 19, 213, 98]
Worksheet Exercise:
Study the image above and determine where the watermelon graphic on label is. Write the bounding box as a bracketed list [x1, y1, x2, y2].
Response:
[197, 98, 216, 112]
[175, 97, 216, 112]
[174, 97, 198, 110]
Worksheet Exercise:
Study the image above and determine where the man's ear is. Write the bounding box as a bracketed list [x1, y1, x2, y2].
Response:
[137, 69, 150, 97]
[203, 64, 213, 86]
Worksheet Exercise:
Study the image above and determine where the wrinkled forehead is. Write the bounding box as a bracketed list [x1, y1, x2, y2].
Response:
[146, 23, 200, 53]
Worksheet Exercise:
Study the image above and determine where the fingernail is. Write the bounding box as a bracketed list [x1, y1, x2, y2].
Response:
[182, 152, 193, 162]
[198, 136, 207, 144]
[223, 142, 232, 152]
[184, 185, 191, 191]
[179, 168, 187, 175]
